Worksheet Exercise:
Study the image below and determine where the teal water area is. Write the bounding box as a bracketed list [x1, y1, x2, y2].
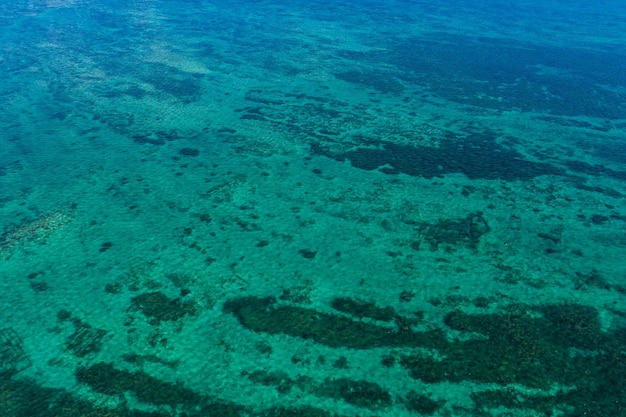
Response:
[1, 1, 625, 416]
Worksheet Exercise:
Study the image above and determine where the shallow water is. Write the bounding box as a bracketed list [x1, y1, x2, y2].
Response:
[1, 1, 625, 416]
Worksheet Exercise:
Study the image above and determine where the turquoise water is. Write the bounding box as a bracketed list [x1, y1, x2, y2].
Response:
[1, 0, 625, 416]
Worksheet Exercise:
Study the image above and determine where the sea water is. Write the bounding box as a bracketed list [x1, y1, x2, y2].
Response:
[0, 1, 625, 416]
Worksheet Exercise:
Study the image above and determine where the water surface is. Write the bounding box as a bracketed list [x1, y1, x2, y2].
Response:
[1, 1, 625, 416]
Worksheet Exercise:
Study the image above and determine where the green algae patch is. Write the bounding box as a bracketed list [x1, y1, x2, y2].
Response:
[223, 296, 447, 349]
[130, 291, 197, 324]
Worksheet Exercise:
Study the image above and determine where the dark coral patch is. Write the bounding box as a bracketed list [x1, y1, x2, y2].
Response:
[388, 34, 626, 118]
[313, 130, 562, 181]
[132, 135, 165, 145]
[334, 70, 404, 94]
[330, 297, 396, 322]
[99, 241, 113, 252]
[247, 369, 391, 410]
[321, 378, 392, 409]
[129, 291, 197, 324]
[74, 362, 343, 416]
[404, 391, 444, 415]
[179, 147, 200, 157]
[405, 304, 596, 388]
[415, 212, 490, 251]
[65, 318, 107, 357]
[298, 249, 317, 259]
[590, 214, 610, 225]
[0, 375, 171, 417]
[223, 296, 446, 350]
[76, 362, 204, 407]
